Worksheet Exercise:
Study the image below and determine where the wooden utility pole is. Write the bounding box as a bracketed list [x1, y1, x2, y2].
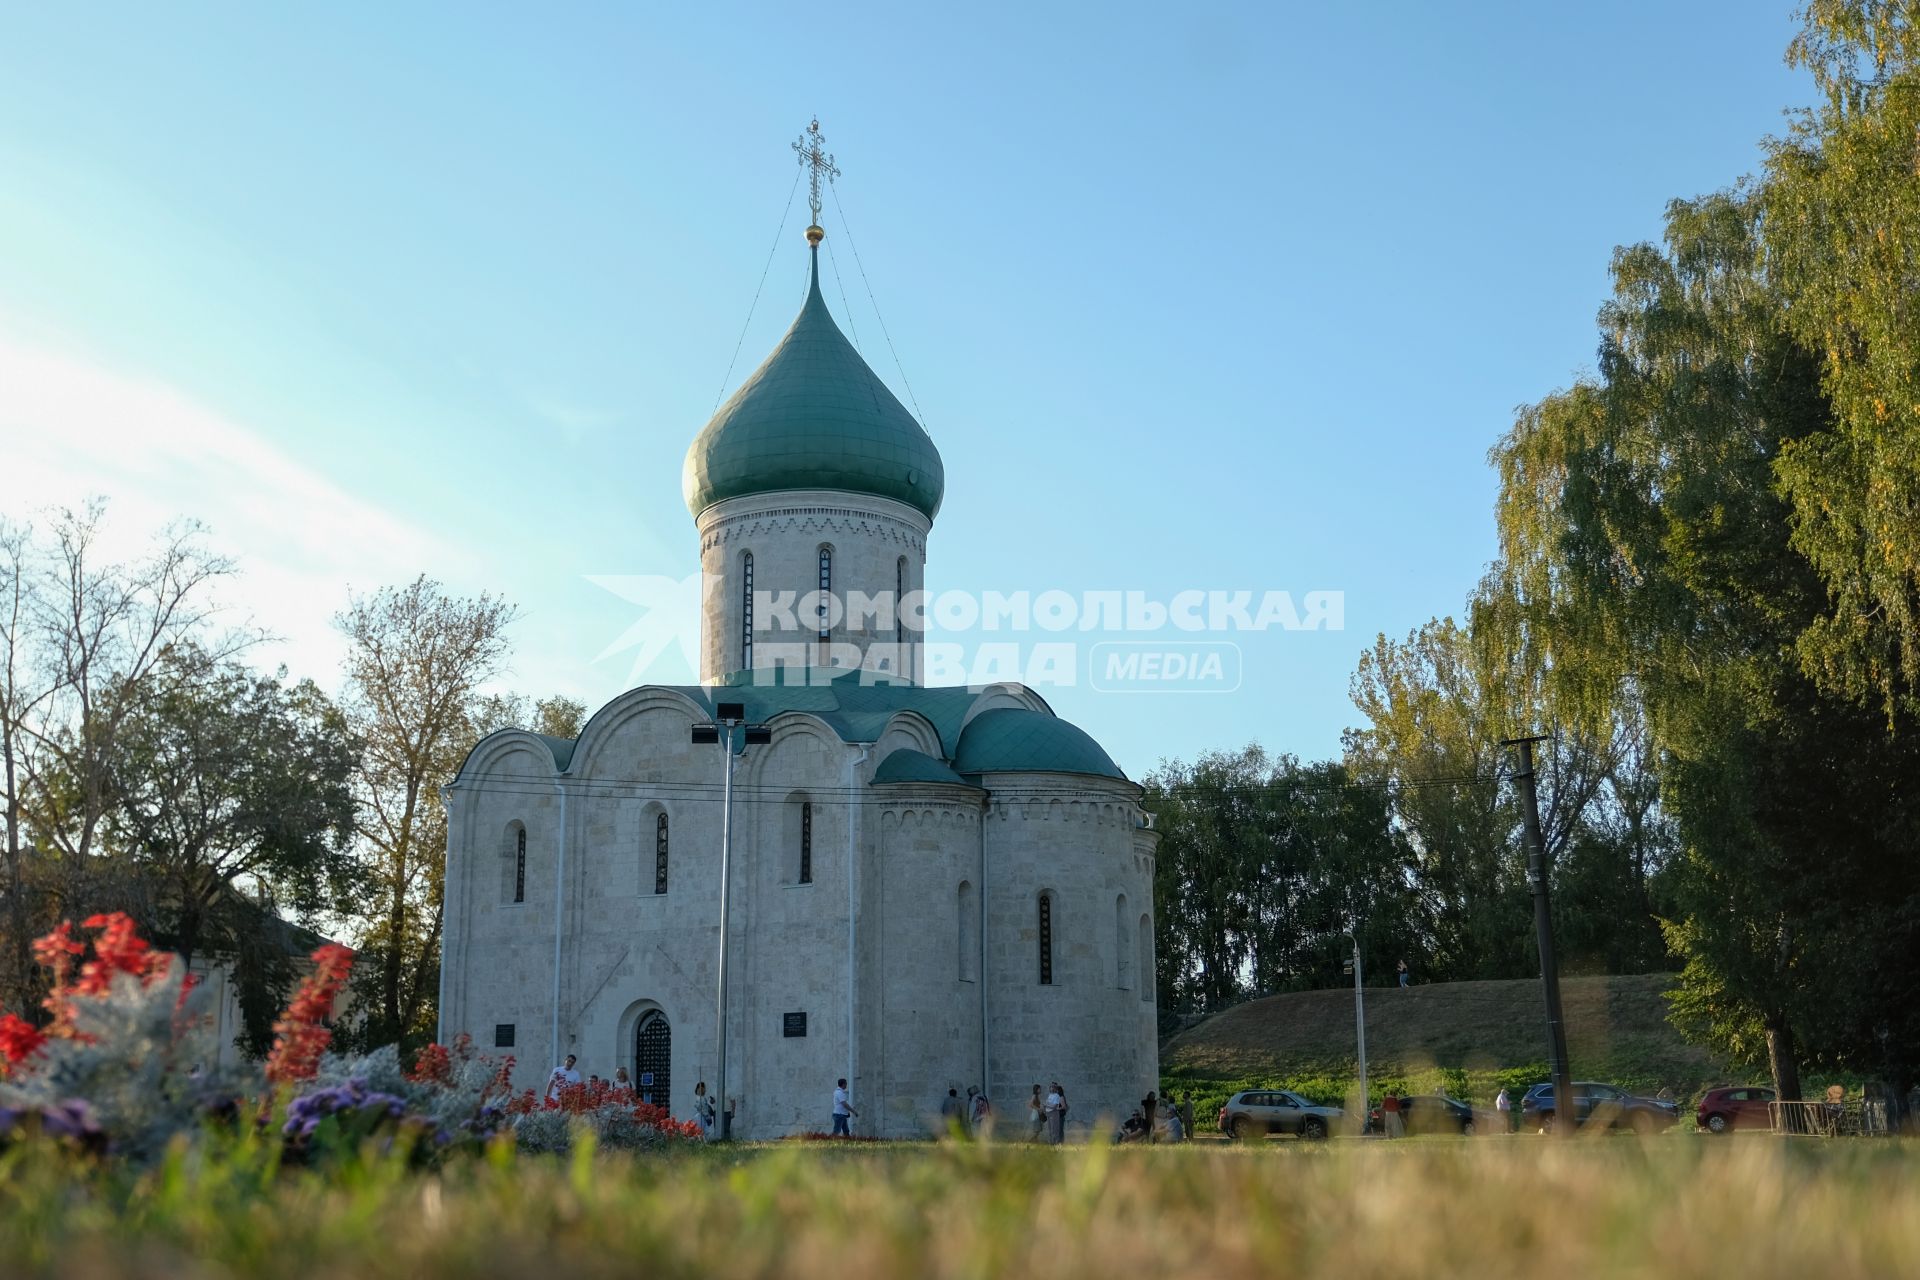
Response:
[1506, 735, 1573, 1135]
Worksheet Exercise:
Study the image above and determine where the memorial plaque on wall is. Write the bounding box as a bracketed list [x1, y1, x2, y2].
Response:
[782, 1011, 807, 1037]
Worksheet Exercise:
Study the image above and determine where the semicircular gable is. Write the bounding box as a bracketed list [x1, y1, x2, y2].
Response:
[959, 682, 1054, 732]
[455, 729, 564, 785]
[738, 712, 846, 791]
[569, 686, 712, 779]
[872, 709, 943, 762]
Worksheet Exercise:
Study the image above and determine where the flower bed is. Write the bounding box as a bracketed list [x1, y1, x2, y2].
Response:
[0, 914, 702, 1164]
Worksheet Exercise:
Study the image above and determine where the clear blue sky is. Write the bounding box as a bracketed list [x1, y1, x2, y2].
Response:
[0, 2, 1811, 778]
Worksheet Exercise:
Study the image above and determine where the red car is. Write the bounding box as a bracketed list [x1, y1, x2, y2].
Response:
[1697, 1086, 1776, 1133]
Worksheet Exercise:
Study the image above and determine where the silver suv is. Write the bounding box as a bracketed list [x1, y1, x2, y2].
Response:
[1220, 1089, 1344, 1141]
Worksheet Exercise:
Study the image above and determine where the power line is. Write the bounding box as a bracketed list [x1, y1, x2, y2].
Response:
[828, 181, 927, 429]
[444, 769, 1507, 808]
[823, 238, 861, 351]
[711, 166, 804, 414]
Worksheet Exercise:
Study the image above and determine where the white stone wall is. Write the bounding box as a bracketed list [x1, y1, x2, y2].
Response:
[441, 699, 1160, 1140]
[867, 792, 988, 1136]
[695, 489, 929, 683]
[976, 776, 1160, 1136]
[443, 694, 868, 1136]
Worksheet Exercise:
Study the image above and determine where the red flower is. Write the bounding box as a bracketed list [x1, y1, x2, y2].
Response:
[264, 943, 353, 1085]
[0, 1012, 47, 1075]
[31, 923, 84, 1029]
[16, 914, 171, 1045]
[482, 1056, 517, 1107]
[73, 912, 168, 996]
[408, 1042, 453, 1086]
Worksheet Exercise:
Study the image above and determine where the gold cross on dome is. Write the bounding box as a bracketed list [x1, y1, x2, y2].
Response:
[792, 118, 840, 227]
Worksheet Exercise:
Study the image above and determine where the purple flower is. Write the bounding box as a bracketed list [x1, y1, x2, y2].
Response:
[283, 1079, 412, 1141]
[44, 1098, 98, 1139]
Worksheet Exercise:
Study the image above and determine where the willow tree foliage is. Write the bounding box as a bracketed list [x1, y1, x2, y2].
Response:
[1764, 0, 1920, 704]
[1344, 615, 1665, 982]
[1489, 188, 1920, 1100]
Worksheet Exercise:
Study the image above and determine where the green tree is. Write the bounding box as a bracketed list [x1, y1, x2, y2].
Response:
[1144, 747, 1419, 1015]
[1488, 187, 1920, 1101]
[1144, 746, 1267, 1013]
[0, 505, 240, 1013]
[336, 576, 516, 1052]
[531, 695, 586, 740]
[1345, 621, 1517, 980]
[103, 646, 358, 973]
[1762, 0, 1920, 704]
[1344, 615, 1632, 982]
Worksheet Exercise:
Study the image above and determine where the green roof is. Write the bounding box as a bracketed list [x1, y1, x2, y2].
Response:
[462, 671, 1131, 789]
[682, 245, 945, 521]
[535, 733, 577, 771]
[872, 747, 980, 788]
[671, 668, 977, 756]
[952, 708, 1128, 781]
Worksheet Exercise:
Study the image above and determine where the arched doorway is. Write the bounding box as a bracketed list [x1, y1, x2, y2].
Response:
[634, 1010, 670, 1107]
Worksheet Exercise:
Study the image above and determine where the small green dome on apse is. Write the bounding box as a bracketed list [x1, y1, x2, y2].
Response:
[952, 708, 1128, 781]
[682, 239, 946, 521]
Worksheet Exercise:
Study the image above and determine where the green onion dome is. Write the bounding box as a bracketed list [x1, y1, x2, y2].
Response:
[683, 243, 945, 521]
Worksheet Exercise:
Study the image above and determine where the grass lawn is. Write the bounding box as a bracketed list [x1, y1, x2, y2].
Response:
[4, 1132, 1918, 1278]
[1161, 974, 1744, 1122]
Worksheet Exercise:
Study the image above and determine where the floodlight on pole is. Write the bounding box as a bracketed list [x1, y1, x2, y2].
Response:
[693, 700, 771, 1142]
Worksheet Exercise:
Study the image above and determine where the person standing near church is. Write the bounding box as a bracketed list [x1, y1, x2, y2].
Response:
[832, 1078, 857, 1137]
[1028, 1084, 1045, 1141]
[970, 1088, 993, 1140]
[546, 1054, 581, 1102]
[1045, 1082, 1067, 1144]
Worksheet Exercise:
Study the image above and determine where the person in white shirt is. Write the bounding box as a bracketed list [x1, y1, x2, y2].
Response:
[546, 1054, 581, 1101]
[1495, 1087, 1512, 1133]
[1044, 1082, 1066, 1144]
[832, 1078, 857, 1137]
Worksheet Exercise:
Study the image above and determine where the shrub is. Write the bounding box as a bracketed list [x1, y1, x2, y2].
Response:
[0, 914, 257, 1161]
[0, 912, 695, 1166]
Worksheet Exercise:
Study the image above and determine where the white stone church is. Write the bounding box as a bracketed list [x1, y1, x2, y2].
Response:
[438, 212, 1159, 1139]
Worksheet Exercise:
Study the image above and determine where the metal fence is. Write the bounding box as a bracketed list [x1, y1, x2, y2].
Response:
[1768, 1100, 1891, 1137]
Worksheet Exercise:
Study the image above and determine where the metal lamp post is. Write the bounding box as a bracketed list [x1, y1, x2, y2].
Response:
[692, 701, 770, 1142]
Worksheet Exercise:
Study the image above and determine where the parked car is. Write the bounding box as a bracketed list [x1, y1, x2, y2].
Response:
[1367, 1094, 1482, 1136]
[1219, 1089, 1344, 1141]
[1519, 1082, 1681, 1134]
[1697, 1086, 1777, 1133]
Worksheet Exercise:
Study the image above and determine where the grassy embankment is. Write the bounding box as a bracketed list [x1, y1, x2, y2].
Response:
[1160, 973, 1754, 1122]
[4, 1134, 1917, 1278]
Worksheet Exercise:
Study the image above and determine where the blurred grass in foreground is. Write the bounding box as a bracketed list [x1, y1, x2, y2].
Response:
[3, 1134, 1917, 1278]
